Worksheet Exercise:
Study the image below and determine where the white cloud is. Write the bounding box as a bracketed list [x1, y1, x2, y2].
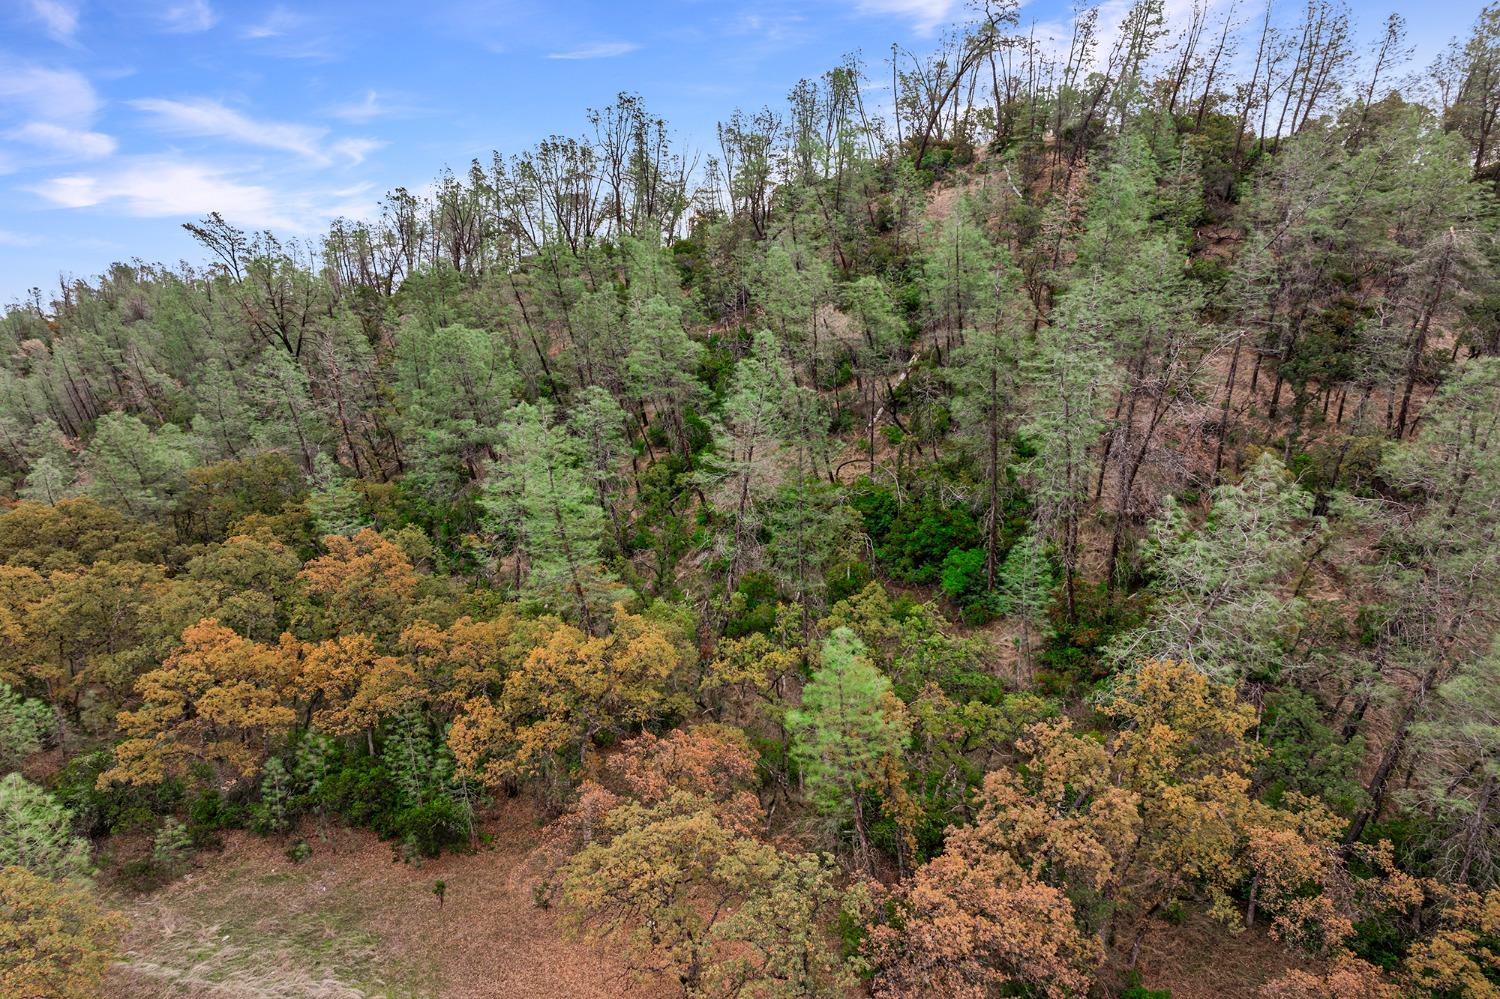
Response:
[325, 182, 380, 220]
[9, 121, 117, 160]
[239, 7, 339, 60]
[27, 0, 79, 43]
[724, 11, 807, 43]
[242, 5, 301, 39]
[28, 157, 379, 233]
[0, 63, 100, 126]
[329, 90, 398, 122]
[129, 97, 383, 168]
[855, 0, 955, 34]
[546, 41, 640, 60]
[329, 137, 384, 165]
[30, 158, 290, 226]
[130, 97, 330, 161]
[160, 0, 217, 33]
[0, 230, 42, 247]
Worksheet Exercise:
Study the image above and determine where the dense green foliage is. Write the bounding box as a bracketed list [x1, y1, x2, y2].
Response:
[6, 1, 1500, 995]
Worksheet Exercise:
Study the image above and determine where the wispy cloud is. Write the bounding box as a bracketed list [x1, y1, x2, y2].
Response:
[239, 7, 342, 60]
[27, 0, 79, 43]
[327, 90, 408, 123]
[0, 230, 42, 247]
[329, 137, 384, 165]
[723, 11, 808, 44]
[546, 41, 640, 60]
[160, 0, 217, 33]
[854, 0, 956, 34]
[130, 97, 332, 162]
[0, 62, 100, 126]
[242, 5, 300, 40]
[30, 158, 290, 226]
[26, 157, 375, 233]
[8, 122, 116, 160]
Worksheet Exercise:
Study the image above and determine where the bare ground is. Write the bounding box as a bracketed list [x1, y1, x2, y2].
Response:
[105, 799, 671, 999]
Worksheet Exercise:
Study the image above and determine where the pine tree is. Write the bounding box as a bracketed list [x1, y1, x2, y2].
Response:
[625, 296, 703, 459]
[0, 773, 92, 878]
[0, 682, 51, 772]
[1021, 284, 1115, 622]
[481, 402, 621, 633]
[567, 386, 632, 552]
[996, 529, 1056, 678]
[952, 300, 1026, 587]
[715, 329, 794, 592]
[386, 706, 437, 805]
[392, 321, 515, 502]
[307, 452, 370, 539]
[253, 756, 293, 834]
[190, 359, 255, 462]
[18, 428, 75, 505]
[748, 241, 830, 382]
[1104, 454, 1321, 681]
[1410, 637, 1500, 889]
[766, 479, 861, 625]
[841, 276, 906, 469]
[1346, 358, 1500, 845]
[919, 209, 1001, 339]
[81, 412, 196, 519]
[788, 627, 909, 871]
[246, 347, 323, 471]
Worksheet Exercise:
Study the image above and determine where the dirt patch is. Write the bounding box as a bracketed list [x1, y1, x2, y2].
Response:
[107, 799, 670, 999]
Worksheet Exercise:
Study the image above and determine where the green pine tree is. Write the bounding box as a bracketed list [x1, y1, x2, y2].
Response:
[788, 627, 909, 871]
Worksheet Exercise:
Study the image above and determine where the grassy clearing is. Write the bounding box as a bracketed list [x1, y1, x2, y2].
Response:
[104, 804, 668, 999]
[109, 855, 439, 998]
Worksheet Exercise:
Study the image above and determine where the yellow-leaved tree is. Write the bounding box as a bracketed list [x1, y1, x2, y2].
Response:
[101, 618, 299, 788]
[297, 528, 420, 643]
[0, 865, 124, 999]
[867, 660, 1418, 994]
[449, 605, 692, 793]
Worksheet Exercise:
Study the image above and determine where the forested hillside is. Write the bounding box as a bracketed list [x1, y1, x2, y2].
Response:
[3, 1, 1500, 996]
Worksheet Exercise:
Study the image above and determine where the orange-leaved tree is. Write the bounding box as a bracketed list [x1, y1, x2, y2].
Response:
[0, 865, 125, 999]
[449, 605, 692, 792]
[562, 791, 851, 998]
[865, 718, 1133, 997]
[297, 528, 420, 643]
[101, 618, 299, 788]
[867, 660, 1411, 992]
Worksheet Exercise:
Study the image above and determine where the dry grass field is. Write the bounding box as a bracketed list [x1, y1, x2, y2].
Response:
[104, 800, 670, 999]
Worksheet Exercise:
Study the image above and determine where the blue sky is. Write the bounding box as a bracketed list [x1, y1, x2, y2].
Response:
[0, 0, 1482, 306]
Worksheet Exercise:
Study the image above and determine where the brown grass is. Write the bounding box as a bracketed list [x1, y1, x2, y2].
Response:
[1130, 913, 1313, 999]
[106, 798, 670, 999]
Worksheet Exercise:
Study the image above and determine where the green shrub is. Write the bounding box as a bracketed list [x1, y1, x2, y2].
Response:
[152, 817, 192, 870]
[939, 547, 1004, 623]
[825, 560, 873, 607]
[849, 479, 899, 543]
[851, 485, 981, 583]
[50, 750, 182, 837]
[186, 786, 245, 844]
[724, 572, 781, 638]
[1120, 970, 1171, 998]
[385, 797, 471, 860]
